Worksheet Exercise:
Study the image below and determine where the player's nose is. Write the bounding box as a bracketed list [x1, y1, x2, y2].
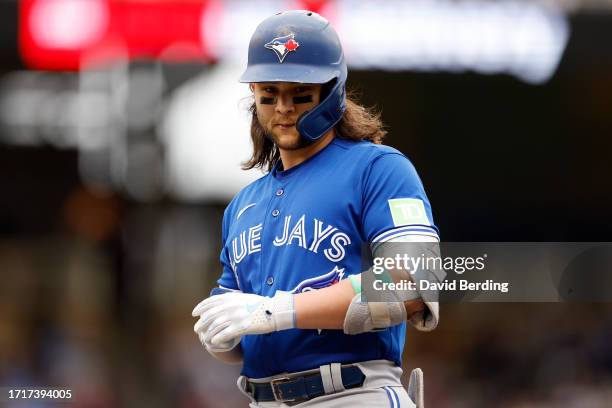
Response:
[274, 94, 295, 114]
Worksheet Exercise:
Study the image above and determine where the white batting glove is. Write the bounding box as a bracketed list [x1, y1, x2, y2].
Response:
[191, 291, 295, 347]
[197, 330, 241, 353]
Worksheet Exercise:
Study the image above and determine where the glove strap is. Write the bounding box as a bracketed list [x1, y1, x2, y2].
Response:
[271, 292, 295, 331]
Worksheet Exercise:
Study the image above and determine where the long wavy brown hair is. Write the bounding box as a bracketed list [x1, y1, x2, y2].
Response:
[242, 90, 387, 172]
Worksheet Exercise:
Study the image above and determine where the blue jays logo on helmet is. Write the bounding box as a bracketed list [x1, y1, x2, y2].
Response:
[264, 33, 300, 63]
[290, 266, 345, 293]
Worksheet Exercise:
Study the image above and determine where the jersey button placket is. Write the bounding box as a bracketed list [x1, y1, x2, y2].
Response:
[271, 188, 283, 217]
[268, 186, 283, 289]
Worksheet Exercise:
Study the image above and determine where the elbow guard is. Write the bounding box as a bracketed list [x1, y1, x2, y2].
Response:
[343, 238, 445, 334]
[343, 274, 407, 335]
[343, 292, 407, 335]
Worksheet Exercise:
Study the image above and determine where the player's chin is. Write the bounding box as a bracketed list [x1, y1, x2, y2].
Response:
[271, 129, 305, 150]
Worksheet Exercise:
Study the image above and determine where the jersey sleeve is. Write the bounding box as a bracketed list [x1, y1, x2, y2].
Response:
[216, 208, 241, 291]
[361, 152, 439, 244]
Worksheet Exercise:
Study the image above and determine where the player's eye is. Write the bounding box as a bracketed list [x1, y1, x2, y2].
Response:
[263, 87, 276, 94]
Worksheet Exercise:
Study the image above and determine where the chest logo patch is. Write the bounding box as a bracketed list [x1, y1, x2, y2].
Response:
[290, 266, 345, 293]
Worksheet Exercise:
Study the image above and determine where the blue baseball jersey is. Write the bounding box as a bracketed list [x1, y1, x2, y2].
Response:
[216, 138, 439, 378]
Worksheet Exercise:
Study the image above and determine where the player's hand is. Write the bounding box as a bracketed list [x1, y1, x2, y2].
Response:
[191, 291, 295, 346]
[196, 329, 241, 353]
[193, 287, 243, 352]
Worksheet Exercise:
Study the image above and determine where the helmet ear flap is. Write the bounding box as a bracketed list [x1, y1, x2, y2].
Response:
[320, 79, 336, 100]
[297, 78, 346, 142]
[294, 78, 337, 135]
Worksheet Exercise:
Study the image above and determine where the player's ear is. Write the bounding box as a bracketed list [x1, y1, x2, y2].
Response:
[249, 83, 255, 92]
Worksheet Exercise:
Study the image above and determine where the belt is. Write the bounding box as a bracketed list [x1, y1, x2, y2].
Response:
[247, 365, 366, 403]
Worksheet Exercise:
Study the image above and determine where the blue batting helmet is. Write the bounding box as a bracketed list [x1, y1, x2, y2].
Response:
[239, 10, 347, 142]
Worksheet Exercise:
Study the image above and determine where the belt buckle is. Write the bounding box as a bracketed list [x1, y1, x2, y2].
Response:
[270, 376, 296, 403]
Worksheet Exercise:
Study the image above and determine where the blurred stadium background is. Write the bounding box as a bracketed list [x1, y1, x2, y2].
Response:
[1, 0, 612, 407]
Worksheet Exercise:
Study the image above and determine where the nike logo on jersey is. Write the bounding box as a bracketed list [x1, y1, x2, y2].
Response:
[237, 203, 256, 220]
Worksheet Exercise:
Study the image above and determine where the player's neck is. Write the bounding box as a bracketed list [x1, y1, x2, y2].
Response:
[279, 129, 335, 171]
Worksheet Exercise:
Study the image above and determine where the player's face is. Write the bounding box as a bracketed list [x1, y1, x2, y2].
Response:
[251, 82, 322, 150]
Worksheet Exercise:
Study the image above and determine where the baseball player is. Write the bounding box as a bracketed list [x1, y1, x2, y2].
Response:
[192, 10, 440, 407]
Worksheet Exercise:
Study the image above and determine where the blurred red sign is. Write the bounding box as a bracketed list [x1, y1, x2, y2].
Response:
[19, 0, 221, 70]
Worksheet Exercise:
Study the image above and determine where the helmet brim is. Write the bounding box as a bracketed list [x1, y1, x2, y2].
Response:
[239, 63, 340, 84]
